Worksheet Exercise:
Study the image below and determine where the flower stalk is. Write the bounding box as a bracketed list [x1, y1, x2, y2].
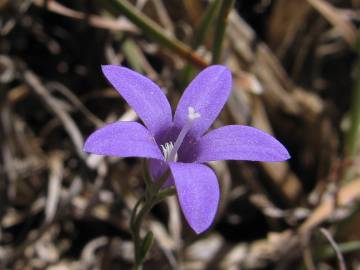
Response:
[130, 164, 173, 270]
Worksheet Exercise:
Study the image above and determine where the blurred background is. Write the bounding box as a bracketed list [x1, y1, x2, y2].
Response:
[1, 0, 360, 269]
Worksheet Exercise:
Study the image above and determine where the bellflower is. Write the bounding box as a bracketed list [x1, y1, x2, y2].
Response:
[84, 65, 290, 234]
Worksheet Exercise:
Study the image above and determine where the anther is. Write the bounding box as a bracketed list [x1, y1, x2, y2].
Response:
[161, 142, 178, 161]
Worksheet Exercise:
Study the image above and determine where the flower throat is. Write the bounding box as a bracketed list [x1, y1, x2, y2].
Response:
[161, 107, 201, 162]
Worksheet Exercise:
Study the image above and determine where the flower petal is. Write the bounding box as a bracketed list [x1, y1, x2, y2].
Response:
[196, 125, 290, 162]
[101, 65, 172, 137]
[84, 121, 164, 160]
[169, 162, 219, 234]
[173, 65, 232, 138]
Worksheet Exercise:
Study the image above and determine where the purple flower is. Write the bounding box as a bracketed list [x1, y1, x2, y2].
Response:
[84, 65, 290, 234]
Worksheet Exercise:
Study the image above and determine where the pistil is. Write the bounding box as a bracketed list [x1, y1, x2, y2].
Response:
[166, 107, 200, 162]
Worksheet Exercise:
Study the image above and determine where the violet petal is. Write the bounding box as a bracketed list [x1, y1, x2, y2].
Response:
[173, 65, 232, 138]
[196, 125, 290, 162]
[84, 121, 164, 160]
[101, 65, 172, 137]
[169, 162, 219, 234]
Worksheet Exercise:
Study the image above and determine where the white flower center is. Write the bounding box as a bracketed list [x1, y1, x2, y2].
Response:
[161, 106, 200, 162]
[161, 142, 178, 162]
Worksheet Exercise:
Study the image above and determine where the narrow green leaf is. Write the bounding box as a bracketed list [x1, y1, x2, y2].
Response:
[345, 30, 360, 158]
[211, 0, 235, 64]
[110, 0, 208, 67]
[155, 187, 176, 204]
[180, 0, 222, 88]
[122, 38, 145, 73]
[140, 231, 154, 260]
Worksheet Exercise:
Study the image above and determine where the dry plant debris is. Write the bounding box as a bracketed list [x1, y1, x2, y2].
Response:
[0, 0, 359, 269]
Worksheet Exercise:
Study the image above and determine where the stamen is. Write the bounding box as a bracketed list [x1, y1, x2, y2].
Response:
[167, 106, 201, 162]
[161, 142, 178, 161]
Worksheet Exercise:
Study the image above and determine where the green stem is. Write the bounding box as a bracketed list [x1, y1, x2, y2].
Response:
[191, 0, 222, 49]
[132, 196, 156, 269]
[111, 0, 208, 68]
[155, 187, 176, 204]
[130, 168, 172, 270]
[142, 160, 152, 201]
[211, 0, 235, 64]
[130, 195, 144, 229]
[345, 31, 360, 158]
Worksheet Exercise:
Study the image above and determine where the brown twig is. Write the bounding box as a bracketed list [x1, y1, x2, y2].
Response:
[320, 228, 347, 270]
[23, 68, 85, 159]
[306, 0, 357, 47]
[33, 0, 139, 33]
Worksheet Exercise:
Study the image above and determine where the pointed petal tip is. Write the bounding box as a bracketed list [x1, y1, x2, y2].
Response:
[83, 135, 94, 153]
[101, 65, 137, 80]
[169, 163, 219, 235]
[174, 65, 232, 138]
[101, 64, 127, 76]
[83, 137, 96, 154]
[214, 64, 232, 74]
[192, 222, 212, 234]
[282, 147, 291, 161]
[257, 140, 291, 162]
[206, 65, 232, 81]
[283, 149, 291, 161]
[207, 64, 231, 72]
[275, 141, 291, 162]
[100, 64, 114, 72]
[100, 65, 173, 136]
[197, 125, 291, 163]
[81, 122, 164, 159]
